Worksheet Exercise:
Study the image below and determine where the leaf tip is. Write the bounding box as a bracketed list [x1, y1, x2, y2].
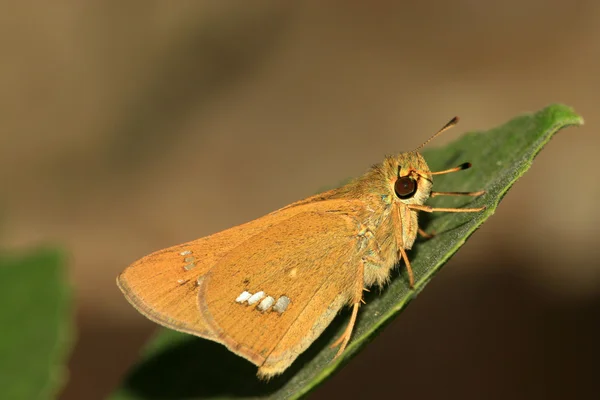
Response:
[542, 103, 584, 127]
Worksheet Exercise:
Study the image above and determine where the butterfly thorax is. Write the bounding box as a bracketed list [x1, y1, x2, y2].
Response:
[333, 152, 433, 287]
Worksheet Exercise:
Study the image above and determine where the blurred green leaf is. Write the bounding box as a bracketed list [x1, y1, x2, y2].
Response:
[0, 248, 72, 399]
[113, 104, 583, 399]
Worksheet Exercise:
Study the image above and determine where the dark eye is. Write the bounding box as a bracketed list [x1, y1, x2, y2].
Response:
[394, 176, 417, 199]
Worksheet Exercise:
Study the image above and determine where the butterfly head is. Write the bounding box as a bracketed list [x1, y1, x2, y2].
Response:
[387, 151, 433, 206]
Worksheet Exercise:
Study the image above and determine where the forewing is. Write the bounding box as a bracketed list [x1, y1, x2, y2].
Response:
[117, 193, 354, 342]
[198, 209, 364, 377]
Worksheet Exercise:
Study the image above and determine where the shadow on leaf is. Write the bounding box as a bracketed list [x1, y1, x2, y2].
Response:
[121, 316, 345, 399]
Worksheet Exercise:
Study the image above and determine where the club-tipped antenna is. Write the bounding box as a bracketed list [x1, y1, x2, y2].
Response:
[415, 116, 459, 151]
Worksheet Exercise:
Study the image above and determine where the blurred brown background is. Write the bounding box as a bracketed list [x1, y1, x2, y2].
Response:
[2, 1, 599, 399]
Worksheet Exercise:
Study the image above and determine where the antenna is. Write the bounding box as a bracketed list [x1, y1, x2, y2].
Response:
[414, 116, 459, 151]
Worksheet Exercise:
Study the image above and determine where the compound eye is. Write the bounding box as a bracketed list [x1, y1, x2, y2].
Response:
[394, 176, 417, 199]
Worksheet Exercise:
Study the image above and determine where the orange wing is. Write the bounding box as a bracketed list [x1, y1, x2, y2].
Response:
[198, 209, 364, 377]
[117, 195, 365, 376]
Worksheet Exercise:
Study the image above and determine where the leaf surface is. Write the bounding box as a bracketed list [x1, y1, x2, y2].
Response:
[113, 104, 583, 400]
[0, 248, 72, 399]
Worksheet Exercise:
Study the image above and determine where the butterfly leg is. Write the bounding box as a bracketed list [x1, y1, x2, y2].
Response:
[330, 302, 360, 359]
[393, 206, 416, 288]
[418, 227, 436, 239]
[330, 260, 365, 359]
[398, 246, 415, 288]
[409, 204, 485, 213]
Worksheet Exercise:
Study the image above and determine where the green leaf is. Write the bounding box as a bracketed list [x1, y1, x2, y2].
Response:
[113, 104, 583, 400]
[0, 248, 72, 399]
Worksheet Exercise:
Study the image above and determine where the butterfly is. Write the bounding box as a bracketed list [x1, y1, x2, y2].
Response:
[117, 117, 485, 378]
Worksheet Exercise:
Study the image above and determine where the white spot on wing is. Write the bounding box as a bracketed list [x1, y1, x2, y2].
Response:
[184, 256, 195, 263]
[273, 296, 291, 313]
[236, 291, 252, 303]
[258, 296, 275, 312]
[183, 263, 196, 271]
[247, 291, 265, 305]
[180, 250, 192, 256]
